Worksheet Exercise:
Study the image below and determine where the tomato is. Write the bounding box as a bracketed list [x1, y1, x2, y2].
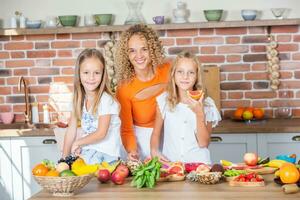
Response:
[168, 166, 183, 175]
[32, 164, 49, 176]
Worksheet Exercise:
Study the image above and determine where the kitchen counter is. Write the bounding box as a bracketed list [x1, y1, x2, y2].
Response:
[0, 118, 300, 137]
[30, 175, 299, 200]
[213, 118, 300, 134]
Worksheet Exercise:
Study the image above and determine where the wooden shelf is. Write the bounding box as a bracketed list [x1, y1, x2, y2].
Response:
[1, 18, 300, 36]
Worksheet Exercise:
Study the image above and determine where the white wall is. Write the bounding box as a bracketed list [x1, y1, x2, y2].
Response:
[0, 0, 299, 28]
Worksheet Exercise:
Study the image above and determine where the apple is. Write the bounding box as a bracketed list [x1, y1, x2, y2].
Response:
[111, 171, 125, 185]
[244, 152, 258, 166]
[196, 164, 210, 173]
[97, 169, 111, 183]
[115, 164, 129, 178]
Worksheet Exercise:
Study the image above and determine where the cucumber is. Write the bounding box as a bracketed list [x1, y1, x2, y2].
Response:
[257, 157, 270, 165]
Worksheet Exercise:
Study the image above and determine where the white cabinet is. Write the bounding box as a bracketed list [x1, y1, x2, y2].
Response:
[11, 136, 60, 200]
[0, 138, 13, 200]
[258, 133, 300, 159]
[209, 134, 257, 164]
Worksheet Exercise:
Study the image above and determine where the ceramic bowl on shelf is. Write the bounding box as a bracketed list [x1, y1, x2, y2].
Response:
[58, 15, 78, 27]
[94, 14, 113, 25]
[26, 20, 42, 29]
[241, 9, 257, 21]
[271, 8, 287, 19]
[203, 10, 223, 22]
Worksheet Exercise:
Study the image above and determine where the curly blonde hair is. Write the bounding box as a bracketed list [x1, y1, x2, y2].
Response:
[166, 51, 205, 110]
[115, 24, 165, 82]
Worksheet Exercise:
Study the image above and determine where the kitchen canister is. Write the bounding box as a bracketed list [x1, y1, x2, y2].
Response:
[31, 102, 39, 123]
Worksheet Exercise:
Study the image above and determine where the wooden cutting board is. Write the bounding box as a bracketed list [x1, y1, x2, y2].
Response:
[203, 66, 221, 111]
[245, 167, 277, 175]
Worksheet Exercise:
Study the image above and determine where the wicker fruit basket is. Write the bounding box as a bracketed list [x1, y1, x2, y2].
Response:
[33, 174, 93, 197]
[197, 172, 223, 184]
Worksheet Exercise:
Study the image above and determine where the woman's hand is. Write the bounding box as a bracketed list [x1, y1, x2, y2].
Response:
[71, 141, 81, 156]
[127, 150, 139, 161]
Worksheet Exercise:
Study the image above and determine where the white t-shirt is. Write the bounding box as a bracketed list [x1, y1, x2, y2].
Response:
[81, 92, 121, 157]
[156, 92, 221, 164]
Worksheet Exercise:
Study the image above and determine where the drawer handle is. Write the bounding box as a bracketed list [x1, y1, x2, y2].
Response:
[42, 139, 57, 144]
[292, 136, 300, 141]
[211, 136, 222, 142]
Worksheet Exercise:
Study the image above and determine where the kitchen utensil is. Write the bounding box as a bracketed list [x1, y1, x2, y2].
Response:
[26, 20, 42, 29]
[271, 8, 287, 19]
[0, 112, 14, 124]
[94, 14, 113, 25]
[58, 15, 78, 27]
[204, 10, 223, 22]
[241, 10, 257, 21]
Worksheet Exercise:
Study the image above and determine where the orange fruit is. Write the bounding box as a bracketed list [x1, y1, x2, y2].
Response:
[253, 108, 264, 119]
[187, 90, 203, 101]
[244, 107, 254, 113]
[45, 170, 59, 177]
[279, 163, 300, 184]
[242, 110, 253, 120]
[233, 107, 245, 120]
[32, 163, 49, 176]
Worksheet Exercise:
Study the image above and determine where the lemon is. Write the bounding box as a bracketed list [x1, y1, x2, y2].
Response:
[242, 111, 253, 120]
[220, 160, 233, 166]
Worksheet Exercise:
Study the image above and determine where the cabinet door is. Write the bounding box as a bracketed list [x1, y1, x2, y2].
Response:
[0, 138, 13, 200]
[258, 133, 300, 159]
[209, 134, 257, 163]
[11, 137, 60, 200]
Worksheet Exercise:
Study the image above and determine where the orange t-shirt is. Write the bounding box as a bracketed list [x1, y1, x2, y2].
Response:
[116, 63, 171, 152]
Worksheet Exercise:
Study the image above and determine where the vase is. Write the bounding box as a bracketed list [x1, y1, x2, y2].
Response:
[173, 1, 188, 23]
[124, 0, 145, 25]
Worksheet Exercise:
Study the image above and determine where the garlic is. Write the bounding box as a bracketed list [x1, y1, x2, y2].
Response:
[103, 36, 117, 92]
[266, 35, 280, 91]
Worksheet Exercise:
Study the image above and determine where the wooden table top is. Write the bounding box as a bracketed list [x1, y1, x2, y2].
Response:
[30, 175, 300, 200]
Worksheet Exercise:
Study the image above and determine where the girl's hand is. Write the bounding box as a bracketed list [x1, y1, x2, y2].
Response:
[71, 141, 81, 156]
[127, 150, 139, 161]
[151, 150, 170, 163]
[187, 94, 205, 117]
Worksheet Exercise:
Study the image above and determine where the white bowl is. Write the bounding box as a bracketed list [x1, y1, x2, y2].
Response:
[271, 8, 287, 19]
[241, 10, 257, 21]
[26, 20, 42, 29]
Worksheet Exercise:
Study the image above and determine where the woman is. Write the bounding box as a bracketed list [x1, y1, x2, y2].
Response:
[115, 24, 170, 160]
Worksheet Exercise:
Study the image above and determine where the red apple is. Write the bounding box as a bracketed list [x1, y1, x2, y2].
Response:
[115, 164, 129, 178]
[244, 152, 258, 166]
[196, 164, 210, 173]
[97, 169, 110, 183]
[111, 171, 125, 185]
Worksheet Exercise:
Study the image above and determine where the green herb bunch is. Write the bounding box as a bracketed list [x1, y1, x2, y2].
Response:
[131, 157, 162, 188]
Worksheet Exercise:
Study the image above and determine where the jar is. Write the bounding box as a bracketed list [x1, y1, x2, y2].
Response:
[43, 104, 50, 123]
[173, 1, 188, 23]
[31, 102, 39, 123]
[276, 90, 292, 118]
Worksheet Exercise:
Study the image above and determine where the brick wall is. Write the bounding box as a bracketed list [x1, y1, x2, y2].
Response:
[0, 25, 300, 122]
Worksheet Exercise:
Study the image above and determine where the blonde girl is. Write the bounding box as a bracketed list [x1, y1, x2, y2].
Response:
[150, 51, 221, 164]
[62, 48, 121, 164]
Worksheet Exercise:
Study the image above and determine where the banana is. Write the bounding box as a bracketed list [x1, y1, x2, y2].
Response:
[220, 160, 233, 166]
[95, 160, 121, 176]
[265, 159, 287, 168]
